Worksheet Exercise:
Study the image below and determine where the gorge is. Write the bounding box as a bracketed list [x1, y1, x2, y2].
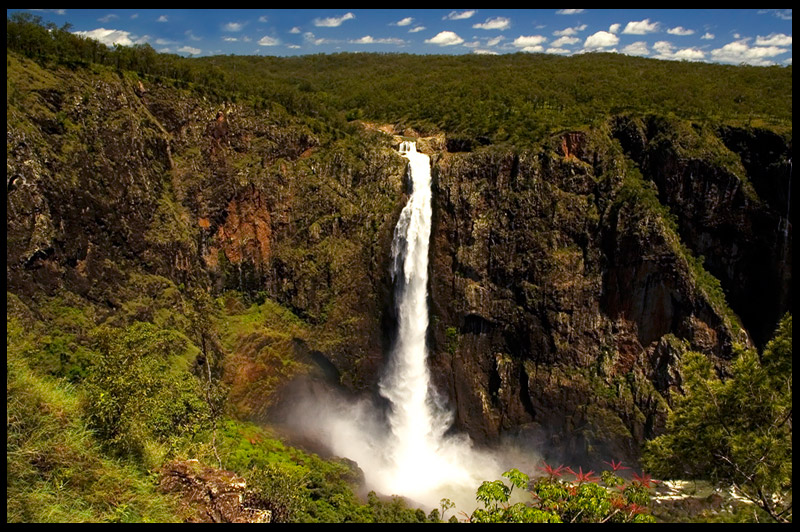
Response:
[6, 19, 792, 523]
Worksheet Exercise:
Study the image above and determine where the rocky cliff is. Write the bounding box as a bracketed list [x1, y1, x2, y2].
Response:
[6, 52, 792, 466]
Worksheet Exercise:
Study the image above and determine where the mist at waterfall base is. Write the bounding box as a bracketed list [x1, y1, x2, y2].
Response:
[273, 142, 536, 512]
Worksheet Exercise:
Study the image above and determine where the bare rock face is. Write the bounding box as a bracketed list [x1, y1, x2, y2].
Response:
[159, 460, 271, 523]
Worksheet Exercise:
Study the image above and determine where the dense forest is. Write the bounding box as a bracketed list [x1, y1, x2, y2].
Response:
[6, 13, 792, 523]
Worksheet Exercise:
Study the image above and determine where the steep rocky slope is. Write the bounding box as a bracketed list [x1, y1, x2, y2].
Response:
[7, 52, 791, 465]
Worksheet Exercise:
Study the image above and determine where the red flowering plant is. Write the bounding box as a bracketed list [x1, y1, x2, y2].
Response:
[466, 460, 658, 523]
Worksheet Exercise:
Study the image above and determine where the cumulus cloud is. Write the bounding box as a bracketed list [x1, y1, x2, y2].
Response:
[701, 32, 715, 40]
[513, 35, 547, 52]
[473, 49, 499, 55]
[546, 47, 571, 54]
[443, 10, 476, 20]
[667, 26, 695, 36]
[392, 17, 414, 26]
[472, 17, 511, 30]
[584, 30, 619, 49]
[622, 41, 649, 56]
[223, 22, 245, 32]
[258, 16, 268, 23]
[222, 37, 238, 42]
[72, 28, 144, 47]
[258, 36, 280, 46]
[556, 9, 584, 15]
[711, 39, 788, 66]
[351, 35, 406, 45]
[755, 33, 792, 46]
[553, 24, 587, 36]
[652, 40, 705, 61]
[551, 35, 579, 47]
[177, 46, 201, 55]
[609, 23, 621, 34]
[409, 26, 426, 33]
[425, 31, 464, 46]
[289, 27, 301, 34]
[622, 18, 659, 35]
[303, 32, 333, 46]
[313, 12, 355, 27]
[156, 15, 168, 23]
[486, 36, 504, 46]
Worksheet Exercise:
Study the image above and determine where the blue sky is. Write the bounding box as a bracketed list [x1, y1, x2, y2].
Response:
[11, 9, 792, 66]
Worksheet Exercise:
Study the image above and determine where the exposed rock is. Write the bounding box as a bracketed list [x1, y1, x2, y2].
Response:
[159, 460, 271, 523]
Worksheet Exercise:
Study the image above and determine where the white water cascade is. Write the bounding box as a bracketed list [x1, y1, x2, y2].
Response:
[280, 141, 503, 511]
[372, 141, 499, 504]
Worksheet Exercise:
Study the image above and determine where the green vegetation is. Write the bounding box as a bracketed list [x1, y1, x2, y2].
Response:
[7, 12, 791, 149]
[6, 12, 791, 525]
[466, 464, 657, 523]
[643, 314, 792, 523]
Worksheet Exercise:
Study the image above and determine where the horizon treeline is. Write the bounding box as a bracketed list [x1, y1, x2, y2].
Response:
[7, 12, 791, 147]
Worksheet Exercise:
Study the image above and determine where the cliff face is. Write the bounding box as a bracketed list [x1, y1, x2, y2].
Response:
[425, 121, 790, 461]
[6, 53, 792, 463]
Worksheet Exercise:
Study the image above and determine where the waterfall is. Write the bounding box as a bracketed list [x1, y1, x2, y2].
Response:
[279, 141, 503, 511]
[373, 141, 498, 502]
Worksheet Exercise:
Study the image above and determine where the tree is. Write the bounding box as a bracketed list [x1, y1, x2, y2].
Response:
[643, 314, 792, 523]
[466, 464, 657, 523]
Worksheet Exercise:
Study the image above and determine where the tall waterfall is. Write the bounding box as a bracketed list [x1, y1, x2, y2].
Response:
[279, 141, 504, 511]
[378, 141, 454, 495]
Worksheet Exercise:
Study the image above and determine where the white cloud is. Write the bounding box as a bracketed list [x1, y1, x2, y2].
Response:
[223, 37, 238, 42]
[486, 36, 504, 46]
[156, 15, 168, 23]
[652, 40, 705, 61]
[701, 32, 715, 40]
[392, 17, 414, 26]
[154, 38, 175, 45]
[609, 23, 621, 34]
[73, 28, 138, 46]
[667, 26, 695, 36]
[243, 36, 251, 42]
[31, 9, 66, 15]
[622, 18, 659, 35]
[287, 44, 301, 49]
[177, 46, 201, 55]
[425, 31, 464, 46]
[289, 27, 301, 34]
[258, 16, 268, 23]
[546, 47, 571, 54]
[755, 33, 792, 46]
[472, 17, 511, 30]
[98, 14, 118, 23]
[224, 22, 245, 32]
[303, 32, 330, 45]
[409, 26, 426, 33]
[130, 13, 138, 19]
[513, 35, 547, 53]
[473, 49, 498, 55]
[584, 30, 619, 49]
[622, 41, 649, 56]
[185, 30, 202, 41]
[351, 35, 405, 45]
[673, 48, 705, 60]
[711, 39, 788, 66]
[553, 24, 587, 36]
[258, 36, 280, 46]
[443, 10, 476, 20]
[463, 41, 480, 48]
[313, 12, 355, 27]
[556, 9, 584, 15]
[551, 35, 579, 47]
